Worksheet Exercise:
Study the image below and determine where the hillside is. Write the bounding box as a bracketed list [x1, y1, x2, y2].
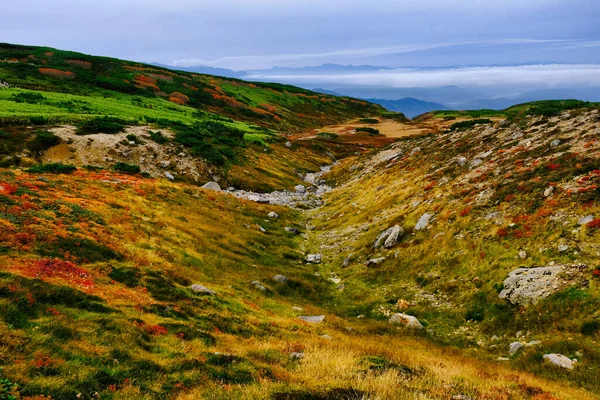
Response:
[1, 44, 600, 399]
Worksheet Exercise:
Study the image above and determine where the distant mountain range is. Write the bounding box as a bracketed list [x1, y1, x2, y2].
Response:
[155, 62, 600, 117]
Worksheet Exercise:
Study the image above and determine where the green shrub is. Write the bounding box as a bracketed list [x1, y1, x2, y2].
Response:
[113, 162, 141, 175]
[358, 118, 379, 124]
[317, 132, 338, 140]
[581, 320, 600, 336]
[355, 127, 380, 135]
[11, 91, 46, 104]
[26, 163, 76, 174]
[77, 116, 127, 135]
[148, 130, 168, 144]
[447, 119, 492, 132]
[26, 130, 61, 154]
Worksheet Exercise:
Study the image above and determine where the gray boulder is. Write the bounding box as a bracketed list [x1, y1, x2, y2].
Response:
[190, 284, 215, 296]
[543, 354, 575, 369]
[268, 211, 279, 219]
[509, 342, 523, 355]
[389, 313, 423, 329]
[499, 264, 586, 305]
[272, 275, 288, 283]
[164, 172, 175, 180]
[306, 254, 322, 264]
[289, 352, 304, 359]
[415, 213, 433, 231]
[373, 227, 393, 249]
[342, 253, 353, 268]
[285, 141, 292, 148]
[295, 185, 306, 194]
[298, 315, 325, 324]
[578, 215, 594, 225]
[202, 181, 221, 191]
[383, 225, 404, 248]
[284, 226, 300, 234]
[250, 281, 267, 292]
[365, 257, 386, 267]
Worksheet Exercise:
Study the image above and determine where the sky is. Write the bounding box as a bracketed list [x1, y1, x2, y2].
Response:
[2, 0, 600, 91]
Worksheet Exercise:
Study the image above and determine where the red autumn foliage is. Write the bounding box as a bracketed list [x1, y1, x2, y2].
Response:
[424, 181, 437, 191]
[144, 324, 168, 336]
[31, 352, 63, 370]
[593, 269, 600, 277]
[38, 68, 75, 80]
[169, 92, 189, 105]
[65, 59, 92, 69]
[459, 206, 472, 217]
[34, 259, 93, 287]
[0, 182, 18, 195]
[497, 227, 509, 237]
[547, 163, 561, 171]
[587, 218, 600, 230]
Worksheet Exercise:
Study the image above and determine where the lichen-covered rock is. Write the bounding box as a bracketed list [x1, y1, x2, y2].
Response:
[272, 275, 288, 283]
[543, 354, 575, 369]
[499, 264, 587, 305]
[190, 284, 215, 296]
[383, 225, 404, 248]
[298, 315, 325, 324]
[415, 213, 432, 231]
[389, 313, 423, 329]
[201, 181, 221, 191]
[306, 254, 322, 264]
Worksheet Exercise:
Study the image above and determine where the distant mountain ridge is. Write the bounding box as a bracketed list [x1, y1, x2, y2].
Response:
[365, 97, 448, 118]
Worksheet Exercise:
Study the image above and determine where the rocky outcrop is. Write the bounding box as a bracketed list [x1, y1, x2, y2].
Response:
[298, 315, 325, 324]
[373, 225, 404, 249]
[543, 354, 575, 369]
[306, 254, 322, 264]
[389, 313, 423, 329]
[202, 181, 221, 191]
[499, 264, 587, 305]
[415, 213, 432, 231]
[272, 275, 288, 283]
[189, 284, 216, 296]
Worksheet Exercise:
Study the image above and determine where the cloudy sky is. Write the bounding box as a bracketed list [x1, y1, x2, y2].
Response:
[2, 0, 600, 90]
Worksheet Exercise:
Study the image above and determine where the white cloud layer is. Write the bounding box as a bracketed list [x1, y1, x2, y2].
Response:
[243, 64, 600, 88]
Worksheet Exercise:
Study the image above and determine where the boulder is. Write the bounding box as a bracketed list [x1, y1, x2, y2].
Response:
[284, 226, 300, 234]
[342, 253, 353, 268]
[543, 354, 575, 369]
[415, 213, 432, 231]
[544, 186, 555, 197]
[550, 139, 561, 147]
[268, 211, 279, 219]
[456, 156, 468, 167]
[389, 313, 423, 329]
[289, 352, 304, 359]
[306, 254, 322, 264]
[295, 185, 306, 194]
[518, 250, 527, 259]
[164, 172, 175, 180]
[250, 281, 267, 292]
[499, 264, 586, 305]
[285, 141, 292, 148]
[190, 284, 215, 296]
[272, 275, 288, 283]
[365, 257, 386, 267]
[202, 181, 221, 191]
[373, 227, 393, 249]
[509, 342, 523, 355]
[578, 215, 594, 225]
[383, 225, 403, 248]
[298, 315, 325, 324]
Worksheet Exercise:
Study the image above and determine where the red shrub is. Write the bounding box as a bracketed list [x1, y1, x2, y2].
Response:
[460, 206, 472, 217]
[497, 227, 509, 237]
[0, 182, 18, 195]
[65, 59, 92, 69]
[587, 218, 600, 230]
[144, 324, 168, 336]
[169, 92, 189, 105]
[592, 269, 600, 277]
[38, 68, 75, 80]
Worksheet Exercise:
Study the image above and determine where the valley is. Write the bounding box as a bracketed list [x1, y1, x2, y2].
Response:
[0, 43, 599, 400]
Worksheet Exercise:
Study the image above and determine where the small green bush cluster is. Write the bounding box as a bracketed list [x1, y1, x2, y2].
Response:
[26, 163, 76, 174]
[358, 118, 379, 124]
[26, 130, 61, 154]
[77, 116, 127, 135]
[113, 162, 141, 175]
[447, 119, 492, 132]
[175, 121, 245, 166]
[11, 91, 46, 104]
[317, 132, 338, 140]
[355, 127, 380, 135]
[147, 130, 168, 144]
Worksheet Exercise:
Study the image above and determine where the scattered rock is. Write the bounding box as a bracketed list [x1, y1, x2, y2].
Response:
[499, 264, 587, 305]
[410, 147, 421, 155]
[518, 250, 527, 259]
[471, 158, 483, 168]
[284, 226, 300, 234]
[365, 257, 386, 267]
[342, 254, 353, 268]
[558, 244, 569, 253]
[202, 181, 221, 191]
[306, 254, 322, 264]
[373, 227, 393, 249]
[298, 315, 325, 324]
[415, 213, 433, 231]
[189, 284, 215, 296]
[294, 184, 306, 194]
[257, 225, 266, 233]
[164, 172, 175, 180]
[525, 340, 542, 347]
[320, 334, 333, 340]
[292, 306, 304, 312]
[456, 156, 468, 167]
[543, 354, 575, 369]
[389, 313, 423, 329]
[268, 211, 279, 219]
[578, 215, 594, 225]
[272, 275, 288, 284]
[497, 357, 510, 361]
[550, 139, 561, 147]
[250, 281, 266, 292]
[509, 342, 523, 355]
[289, 352, 304, 360]
[285, 141, 292, 148]
[544, 186, 555, 197]
[383, 225, 404, 248]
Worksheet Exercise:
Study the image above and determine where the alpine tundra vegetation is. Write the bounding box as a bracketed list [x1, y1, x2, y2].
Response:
[0, 43, 599, 400]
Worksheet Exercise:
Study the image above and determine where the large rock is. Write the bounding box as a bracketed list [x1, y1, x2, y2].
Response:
[415, 213, 432, 231]
[306, 254, 322, 264]
[268, 211, 279, 219]
[298, 315, 325, 324]
[272, 275, 288, 283]
[383, 225, 404, 248]
[543, 354, 575, 369]
[294, 185, 306, 194]
[250, 280, 267, 292]
[190, 284, 216, 296]
[499, 264, 587, 305]
[202, 181, 221, 191]
[365, 257, 386, 267]
[509, 342, 523, 355]
[389, 313, 423, 329]
[373, 227, 393, 249]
